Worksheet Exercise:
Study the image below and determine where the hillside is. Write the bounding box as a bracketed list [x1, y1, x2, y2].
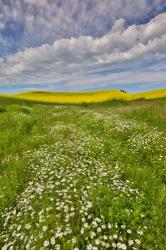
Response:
[2, 88, 166, 104]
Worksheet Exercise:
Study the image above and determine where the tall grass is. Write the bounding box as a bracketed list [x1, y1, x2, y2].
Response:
[0, 97, 165, 249]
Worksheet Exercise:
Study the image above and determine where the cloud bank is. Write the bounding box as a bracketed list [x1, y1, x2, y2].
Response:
[0, 0, 166, 54]
[0, 12, 166, 91]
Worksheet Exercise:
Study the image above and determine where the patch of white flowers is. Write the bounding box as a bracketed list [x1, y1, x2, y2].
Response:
[1, 107, 163, 249]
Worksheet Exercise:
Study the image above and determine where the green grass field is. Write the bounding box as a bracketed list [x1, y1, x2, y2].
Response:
[0, 96, 166, 249]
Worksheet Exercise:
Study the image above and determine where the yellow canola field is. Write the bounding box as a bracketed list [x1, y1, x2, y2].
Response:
[4, 88, 166, 104]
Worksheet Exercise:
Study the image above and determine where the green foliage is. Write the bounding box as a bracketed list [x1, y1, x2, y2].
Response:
[0, 97, 165, 249]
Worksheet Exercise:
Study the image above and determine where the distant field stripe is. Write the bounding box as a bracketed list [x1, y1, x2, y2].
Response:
[2, 88, 166, 104]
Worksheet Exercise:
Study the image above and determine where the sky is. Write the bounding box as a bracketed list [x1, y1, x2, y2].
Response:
[0, 0, 166, 93]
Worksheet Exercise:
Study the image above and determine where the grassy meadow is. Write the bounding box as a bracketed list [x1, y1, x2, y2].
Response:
[0, 95, 166, 249]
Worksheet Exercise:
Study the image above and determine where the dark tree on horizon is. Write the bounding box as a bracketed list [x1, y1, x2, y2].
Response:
[120, 89, 127, 93]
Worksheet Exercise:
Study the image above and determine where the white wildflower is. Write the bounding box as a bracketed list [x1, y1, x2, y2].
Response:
[44, 240, 49, 247]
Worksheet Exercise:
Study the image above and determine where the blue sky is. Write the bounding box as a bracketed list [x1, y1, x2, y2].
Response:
[0, 0, 166, 93]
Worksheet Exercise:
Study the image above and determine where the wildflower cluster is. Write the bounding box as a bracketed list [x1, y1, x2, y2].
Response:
[0, 106, 165, 249]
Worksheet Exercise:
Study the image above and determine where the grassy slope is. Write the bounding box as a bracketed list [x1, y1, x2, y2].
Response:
[0, 97, 166, 249]
[2, 88, 166, 104]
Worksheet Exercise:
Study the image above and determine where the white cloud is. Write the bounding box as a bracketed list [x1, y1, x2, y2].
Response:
[40, 69, 166, 92]
[0, 0, 166, 52]
[111, 19, 125, 33]
[0, 12, 166, 90]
